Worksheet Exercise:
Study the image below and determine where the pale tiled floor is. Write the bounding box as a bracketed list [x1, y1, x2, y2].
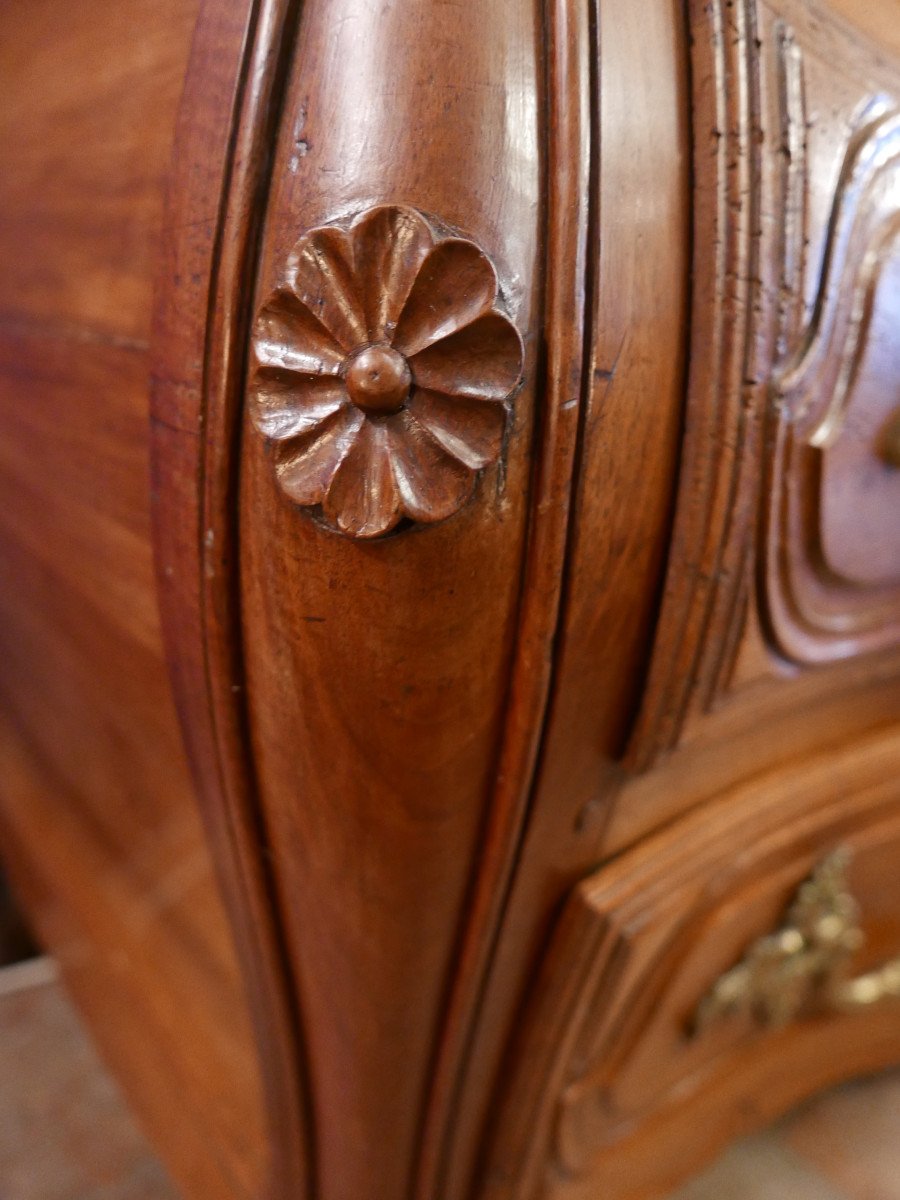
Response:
[0, 958, 178, 1200]
[669, 1072, 900, 1200]
[0, 957, 898, 1200]
[785, 1074, 900, 1200]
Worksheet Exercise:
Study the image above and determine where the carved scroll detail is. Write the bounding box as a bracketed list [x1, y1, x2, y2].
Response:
[773, 100, 900, 448]
[762, 84, 900, 662]
[630, 11, 900, 732]
[248, 204, 524, 539]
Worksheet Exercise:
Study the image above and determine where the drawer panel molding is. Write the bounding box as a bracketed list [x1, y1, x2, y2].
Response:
[629, 0, 900, 768]
[480, 730, 900, 1200]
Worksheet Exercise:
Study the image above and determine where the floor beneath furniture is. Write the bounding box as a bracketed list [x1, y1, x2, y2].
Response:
[0, 957, 897, 1200]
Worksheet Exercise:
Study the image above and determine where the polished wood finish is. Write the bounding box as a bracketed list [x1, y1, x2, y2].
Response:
[0, 3, 270, 1197]
[0, 1, 898, 1200]
[150, 2, 314, 1193]
[248, 203, 525, 536]
[240, 10, 542, 1197]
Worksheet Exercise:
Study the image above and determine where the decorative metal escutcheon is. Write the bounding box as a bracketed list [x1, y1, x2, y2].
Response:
[248, 204, 524, 539]
[693, 850, 900, 1034]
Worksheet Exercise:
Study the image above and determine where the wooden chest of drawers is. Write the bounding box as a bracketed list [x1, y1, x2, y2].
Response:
[0, 1, 898, 1198]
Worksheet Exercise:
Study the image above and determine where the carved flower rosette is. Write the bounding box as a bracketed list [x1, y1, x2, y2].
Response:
[248, 204, 524, 538]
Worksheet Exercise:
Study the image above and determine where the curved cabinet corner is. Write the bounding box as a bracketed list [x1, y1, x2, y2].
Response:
[238, 4, 545, 1198]
[151, 2, 555, 1199]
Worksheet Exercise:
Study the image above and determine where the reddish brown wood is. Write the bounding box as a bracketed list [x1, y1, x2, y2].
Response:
[0, 3, 271, 1197]
[629, 0, 900, 771]
[247, 203, 524, 536]
[150, 0, 314, 1194]
[0, 2, 898, 1200]
[434, 3, 693, 1195]
[238, 7, 544, 1198]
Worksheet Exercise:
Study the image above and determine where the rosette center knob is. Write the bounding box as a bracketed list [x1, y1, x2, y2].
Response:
[345, 345, 411, 415]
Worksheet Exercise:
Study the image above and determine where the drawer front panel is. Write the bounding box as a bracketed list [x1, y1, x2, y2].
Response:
[482, 728, 900, 1200]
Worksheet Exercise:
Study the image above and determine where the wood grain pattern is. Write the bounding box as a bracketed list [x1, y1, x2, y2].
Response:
[624, 0, 767, 767]
[0, 3, 271, 1197]
[624, 0, 900, 770]
[598, 0, 900, 866]
[236, 5, 543, 1199]
[1, 1, 898, 1199]
[154, 9, 900, 1200]
[150, 0, 314, 1195]
[469, 3, 900, 1197]
[433, 3, 692, 1195]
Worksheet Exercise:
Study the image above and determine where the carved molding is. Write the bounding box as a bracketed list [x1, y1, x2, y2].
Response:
[762, 84, 900, 660]
[625, 0, 763, 767]
[150, 0, 315, 1193]
[248, 204, 524, 538]
[628, 3, 900, 767]
[773, 101, 900, 449]
[479, 733, 900, 1200]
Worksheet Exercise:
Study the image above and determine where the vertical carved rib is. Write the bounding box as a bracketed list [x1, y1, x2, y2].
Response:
[414, 2, 597, 1196]
[627, 0, 764, 765]
[235, 4, 544, 1199]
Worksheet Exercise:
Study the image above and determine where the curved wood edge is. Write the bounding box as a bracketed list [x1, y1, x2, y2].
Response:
[237, 1, 544, 1193]
[762, 96, 900, 663]
[426, 0, 693, 1191]
[412, 2, 596, 1196]
[149, 2, 313, 1196]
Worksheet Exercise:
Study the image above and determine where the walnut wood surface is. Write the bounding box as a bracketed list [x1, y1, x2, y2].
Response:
[0, 1, 898, 1200]
[150, 1, 314, 1193]
[247, 203, 525, 537]
[240, 8, 543, 1198]
[0, 3, 270, 1197]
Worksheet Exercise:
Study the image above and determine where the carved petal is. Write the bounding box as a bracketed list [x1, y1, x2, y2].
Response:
[351, 205, 435, 343]
[408, 312, 523, 400]
[276, 405, 364, 506]
[324, 419, 402, 538]
[252, 368, 347, 441]
[387, 411, 475, 523]
[253, 289, 346, 374]
[407, 390, 506, 470]
[393, 240, 499, 357]
[251, 205, 523, 536]
[288, 226, 368, 352]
